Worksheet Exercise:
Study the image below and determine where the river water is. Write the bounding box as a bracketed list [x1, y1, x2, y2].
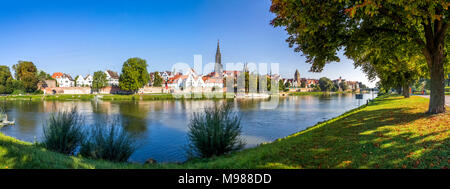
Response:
[0, 93, 376, 163]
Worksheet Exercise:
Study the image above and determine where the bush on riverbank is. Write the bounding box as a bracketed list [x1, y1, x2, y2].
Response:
[42, 108, 84, 155]
[80, 120, 136, 162]
[187, 103, 245, 158]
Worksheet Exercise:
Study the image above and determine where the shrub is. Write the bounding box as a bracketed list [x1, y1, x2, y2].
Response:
[33, 90, 44, 94]
[42, 108, 84, 155]
[187, 103, 245, 158]
[12, 89, 25, 95]
[80, 120, 136, 162]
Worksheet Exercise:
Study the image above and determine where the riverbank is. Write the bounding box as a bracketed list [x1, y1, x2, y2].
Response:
[1, 95, 448, 168]
[0, 93, 231, 101]
[288, 91, 358, 96]
[0, 91, 367, 101]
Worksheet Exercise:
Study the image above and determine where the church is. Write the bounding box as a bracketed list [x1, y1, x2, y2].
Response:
[214, 40, 223, 75]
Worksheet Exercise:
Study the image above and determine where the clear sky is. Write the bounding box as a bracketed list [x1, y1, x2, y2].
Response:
[0, 0, 377, 87]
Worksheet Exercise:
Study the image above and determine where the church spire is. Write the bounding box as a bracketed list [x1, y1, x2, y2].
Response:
[217, 39, 220, 53]
[215, 40, 223, 74]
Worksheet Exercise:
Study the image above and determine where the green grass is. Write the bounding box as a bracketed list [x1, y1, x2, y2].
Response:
[1, 95, 449, 169]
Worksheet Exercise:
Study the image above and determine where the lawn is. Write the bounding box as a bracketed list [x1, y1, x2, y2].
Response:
[0, 95, 448, 169]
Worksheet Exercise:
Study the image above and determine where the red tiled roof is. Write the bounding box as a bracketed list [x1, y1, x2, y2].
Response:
[167, 75, 187, 84]
[202, 76, 223, 84]
[52, 72, 64, 79]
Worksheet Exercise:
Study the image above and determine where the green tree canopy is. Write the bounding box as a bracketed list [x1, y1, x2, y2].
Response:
[92, 71, 108, 92]
[12, 61, 38, 93]
[152, 72, 163, 87]
[318, 77, 335, 92]
[119, 57, 150, 93]
[339, 82, 349, 91]
[36, 70, 53, 82]
[270, 0, 449, 113]
[0, 66, 14, 94]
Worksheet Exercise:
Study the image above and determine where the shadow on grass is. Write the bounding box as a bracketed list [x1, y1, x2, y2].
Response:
[235, 97, 450, 169]
[0, 134, 157, 169]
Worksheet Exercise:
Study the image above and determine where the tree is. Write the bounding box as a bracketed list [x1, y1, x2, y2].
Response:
[74, 75, 79, 87]
[313, 84, 321, 92]
[318, 77, 335, 92]
[278, 79, 286, 92]
[300, 81, 306, 88]
[92, 71, 107, 92]
[119, 57, 150, 93]
[0, 66, 13, 94]
[152, 72, 163, 87]
[271, 0, 449, 113]
[339, 82, 349, 91]
[284, 81, 291, 89]
[12, 61, 38, 93]
[36, 70, 53, 82]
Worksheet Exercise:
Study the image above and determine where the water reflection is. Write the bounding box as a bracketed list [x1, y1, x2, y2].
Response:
[0, 93, 376, 163]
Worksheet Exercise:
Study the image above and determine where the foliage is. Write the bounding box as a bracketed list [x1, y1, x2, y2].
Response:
[42, 108, 84, 155]
[278, 79, 286, 92]
[0, 66, 13, 94]
[36, 70, 54, 82]
[270, 0, 449, 113]
[339, 82, 349, 91]
[74, 75, 79, 87]
[12, 61, 38, 93]
[187, 103, 245, 158]
[92, 71, 108, 92]
[152, 71, 164, 87]
[313, 84, 321, 92]
[318, 77, 335, 92]
[80, 119, 136, 162]
[300, 82, 306, 88]
[119, 57, 150, 92]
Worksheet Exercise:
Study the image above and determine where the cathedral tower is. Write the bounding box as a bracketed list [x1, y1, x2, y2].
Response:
[215, 40, 223, 74]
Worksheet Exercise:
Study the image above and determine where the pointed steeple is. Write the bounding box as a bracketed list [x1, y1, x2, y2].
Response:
[215, 39, 223, 75]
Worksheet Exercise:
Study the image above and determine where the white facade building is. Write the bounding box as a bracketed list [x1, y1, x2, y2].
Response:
[75, 74, 93, 87]
[167, 69, 205, 90]
[56, 74, 74, 87]
[105, 70, 119, 86]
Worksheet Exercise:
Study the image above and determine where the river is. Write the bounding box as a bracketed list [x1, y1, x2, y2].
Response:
[0, 93, 376, 163]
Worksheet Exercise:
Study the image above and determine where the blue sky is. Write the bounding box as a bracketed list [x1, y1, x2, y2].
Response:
[0, 0, 376, 87]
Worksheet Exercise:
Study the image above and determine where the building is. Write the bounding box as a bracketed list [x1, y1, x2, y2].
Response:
[202, 76, 223, 88]
[52, 72, 74, 87]
[74, 74, 93, 87]
[105, 70, 119, 86]
[214, 40, 223, 75]
[83, 74, 93, 86]
[294, 69, 301, 87]
[167, 69, 205, 90]
[302, 78, 319, 88]
[160, 71, 174, 81]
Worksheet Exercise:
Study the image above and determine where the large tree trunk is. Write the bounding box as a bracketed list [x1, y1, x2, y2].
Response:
[421, 21, 447, 114]
[402, 83, 410, 98]
[428, 55, 446, 113]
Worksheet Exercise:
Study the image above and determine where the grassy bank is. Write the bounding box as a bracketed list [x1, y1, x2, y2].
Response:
[1, 95, 449, 169]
